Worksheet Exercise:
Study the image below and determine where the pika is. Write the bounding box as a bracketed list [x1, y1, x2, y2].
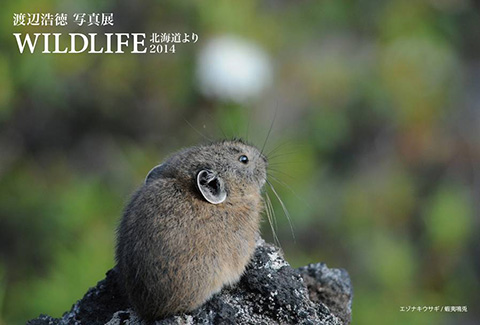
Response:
[115, 139, 267, 321]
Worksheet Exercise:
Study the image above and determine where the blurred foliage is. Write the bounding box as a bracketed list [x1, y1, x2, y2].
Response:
[1, 0, 480, 324]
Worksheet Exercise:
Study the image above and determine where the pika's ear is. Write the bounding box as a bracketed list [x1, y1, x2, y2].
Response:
[145, 164, 164, 184]
[196, 169, 227, 204]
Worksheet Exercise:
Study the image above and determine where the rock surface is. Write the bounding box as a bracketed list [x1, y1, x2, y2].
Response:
[28, 239, 352, 324]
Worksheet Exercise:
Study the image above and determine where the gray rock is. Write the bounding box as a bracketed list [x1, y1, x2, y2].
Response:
[298, 263, 353, 325]
[27, 239, 352, 324]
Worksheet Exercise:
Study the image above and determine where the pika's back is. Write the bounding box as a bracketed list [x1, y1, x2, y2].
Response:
[115, 140, 267, 321]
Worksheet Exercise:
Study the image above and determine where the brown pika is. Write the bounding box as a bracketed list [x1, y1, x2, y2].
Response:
[115, 139, 267, 321]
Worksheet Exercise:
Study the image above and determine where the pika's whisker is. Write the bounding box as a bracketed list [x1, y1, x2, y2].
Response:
[267, 168, 294, 180]
[267, 174, 298, 197]
[264, 192, 281, 248]
[184, 118, 213, 142]
[266, 179, 296, 243]
[266, 142, 310, 160]
[268, 161, 302, 166]
[267, 173, 311, 211]
[245, 107, 252, 142]
[267, 150, 303, 161]
[260, 109, 277, 156]
[265, 140, 292, 158]
[266, 191, 279, 235]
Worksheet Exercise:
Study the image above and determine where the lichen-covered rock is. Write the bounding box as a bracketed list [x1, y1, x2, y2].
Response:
[298, 263, 353, 325]
[28, 239, 352, 324]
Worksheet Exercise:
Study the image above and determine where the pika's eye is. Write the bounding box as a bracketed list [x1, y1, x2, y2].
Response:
[239, 155, 249, 164]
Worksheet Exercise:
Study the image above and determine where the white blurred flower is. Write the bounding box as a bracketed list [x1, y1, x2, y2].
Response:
[196, 35, 273, 103]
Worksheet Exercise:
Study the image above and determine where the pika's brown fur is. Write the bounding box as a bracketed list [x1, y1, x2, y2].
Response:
[115, 140, 267, 321]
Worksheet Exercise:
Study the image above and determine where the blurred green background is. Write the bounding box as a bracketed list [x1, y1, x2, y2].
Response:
[1, 0, 480, 324]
